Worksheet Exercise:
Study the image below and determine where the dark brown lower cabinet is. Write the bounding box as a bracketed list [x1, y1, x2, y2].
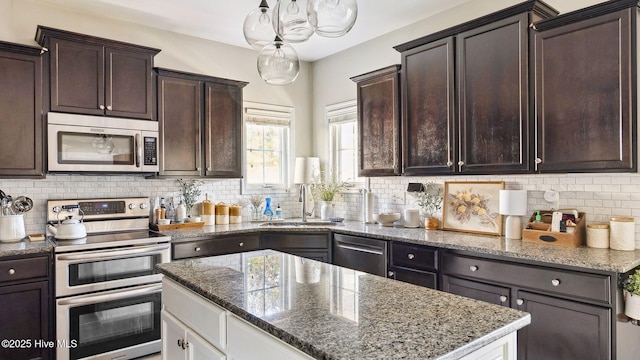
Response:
[387, 241, 438, 289]
[388, 266, 437, 289]
[262, 232, 331, 263]
[515, 290, 610, 360]
[442, 275, 510, 306]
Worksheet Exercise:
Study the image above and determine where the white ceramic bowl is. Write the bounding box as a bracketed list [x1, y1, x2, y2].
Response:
[373, 212, 401, 226]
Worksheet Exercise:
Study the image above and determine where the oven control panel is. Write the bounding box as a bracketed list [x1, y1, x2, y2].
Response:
[47, 197, 150, 222]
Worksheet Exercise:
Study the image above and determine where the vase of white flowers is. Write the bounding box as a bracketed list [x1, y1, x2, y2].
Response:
[410, 182, 443, 230]
[310, 174, 345, 220]
[176, 179, 203, 219]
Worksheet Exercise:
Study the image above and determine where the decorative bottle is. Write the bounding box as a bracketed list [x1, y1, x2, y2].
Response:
[263, 197, 274, 221]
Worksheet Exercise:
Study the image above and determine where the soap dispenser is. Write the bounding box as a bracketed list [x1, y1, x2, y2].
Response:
[263, 197, 274, 221]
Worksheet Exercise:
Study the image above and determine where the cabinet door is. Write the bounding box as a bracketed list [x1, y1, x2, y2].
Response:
[187, 328, 226, 360]
[0, 47, 44, 178]
[49, 38, 105, 116]
[105, 48, 154, 120]
[0, 281, 50, 360]
[516, 290, 611, 360]
[353, 65, 401, 176]
[204, 81, 243, 177]
[442, 275, 510, 307]
[158, 76, 202, 176]
[457, 14, 530, 174]
[388, 266, 437, 289]
[162, 310, 187, 360]
[535, 9, 634, 172]
[401, 37, 455, 175]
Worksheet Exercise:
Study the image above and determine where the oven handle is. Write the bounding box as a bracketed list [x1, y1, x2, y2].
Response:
[57, 243, 170, 261]
[58, 283, 162, 306]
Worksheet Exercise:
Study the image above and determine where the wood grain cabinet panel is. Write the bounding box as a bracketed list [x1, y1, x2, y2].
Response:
[0, 43, 44, 178]
[36, 26, 159, 120]
[156, 68, 247, 178]
[351, 65, 401, 176]
[534, 5, 636, 172]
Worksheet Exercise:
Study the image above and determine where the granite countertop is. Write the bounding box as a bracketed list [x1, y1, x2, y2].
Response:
[158, 250, 530, 360]
[160, 220, 640, 273]
[0, 238, 54, 258]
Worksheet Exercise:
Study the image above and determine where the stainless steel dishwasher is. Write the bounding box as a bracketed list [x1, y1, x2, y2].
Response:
[332, 234, 387, 276]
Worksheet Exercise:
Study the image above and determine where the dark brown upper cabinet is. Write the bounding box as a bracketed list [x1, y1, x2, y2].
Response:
[395, 0, 557, 176]
[0, 42, 44, 178]
[351, 65, 401, 176]
[156, 68, 247, 178]
[533, 0, 637, 173]
[35, 26, 159, 120]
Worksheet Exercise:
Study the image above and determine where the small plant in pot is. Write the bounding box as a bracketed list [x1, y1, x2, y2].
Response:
[623, 269, 640, 325]
[309, 173, 346, 220]
[176, 179, 203, 222]
[410, 182, 443, 230]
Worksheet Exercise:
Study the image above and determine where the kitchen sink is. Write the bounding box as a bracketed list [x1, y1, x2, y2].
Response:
[260, 221, 338, 227]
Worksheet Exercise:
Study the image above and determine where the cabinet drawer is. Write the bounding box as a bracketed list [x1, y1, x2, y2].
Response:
[388, 266, 437, 289]
[391, 242, 438, 272]
[163, 278, 227, 350]
[172, 234, 260, 260]
[261, 232, 330, 249]
[442, 253, 611, 304]
[0, 256, 49, 284]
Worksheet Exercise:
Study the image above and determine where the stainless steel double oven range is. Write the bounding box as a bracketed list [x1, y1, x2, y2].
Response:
[49, 197, 170, 360]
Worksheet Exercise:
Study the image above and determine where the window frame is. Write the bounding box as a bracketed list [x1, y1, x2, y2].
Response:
[242, 101, 294, 194]
[327, 100, 362, 189]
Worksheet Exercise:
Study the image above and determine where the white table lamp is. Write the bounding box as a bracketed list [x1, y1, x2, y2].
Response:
[499, 190, 528, 240]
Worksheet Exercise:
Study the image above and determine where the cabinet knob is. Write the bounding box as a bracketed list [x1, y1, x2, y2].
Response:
[106, 105, 112, 111]
[535, 157, 542, 164]
[207, 167, 212, 171]
[128, 203, 136, 210]
[239, 242, 244, 247]
[195, 247, 201, 252]
[457, 160, 465, 166]
[8, 268, 15, 275]
[551, 279, 561, 287]
[99, 105, 105, 110]
[499, 295, 508, 303]
[446, 161, 453, 167]
[183, 341, 189, 349]
[388, 271, 394, 277]
[469, 265, 478, 272]
[196, 167, 201, 171]
[516, 299, 524, 306]
[177, 339, 183, 348]
[407, 253, 415, 260]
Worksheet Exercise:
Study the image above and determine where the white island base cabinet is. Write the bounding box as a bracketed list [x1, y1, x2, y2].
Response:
[459, 332, 517, 360]
[162, 310, 226, 360]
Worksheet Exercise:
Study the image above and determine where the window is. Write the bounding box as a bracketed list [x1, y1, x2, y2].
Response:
[328, 100, 362, 185]
[243, 102, 293, 192]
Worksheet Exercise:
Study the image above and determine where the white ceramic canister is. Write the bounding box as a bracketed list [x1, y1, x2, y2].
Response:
[215, 202, 230, 225]
[586, 223, 609, 249]
[403, 208, 421, 228]
[0, 215, 27, 242]
[610, 217, 635, 251]
[229, 205, 242, 224]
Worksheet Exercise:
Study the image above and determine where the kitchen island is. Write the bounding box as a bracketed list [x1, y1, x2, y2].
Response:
[157, 250, 530, 360]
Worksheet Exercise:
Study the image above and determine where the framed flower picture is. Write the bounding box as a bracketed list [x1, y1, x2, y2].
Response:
[443, 181, 505, 236]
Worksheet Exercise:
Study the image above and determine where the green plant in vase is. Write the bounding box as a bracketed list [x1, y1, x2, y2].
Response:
[623, 269, 640, 324]
[310, 173, 346, 219]
[410, 182, 443, 229]
[176, 179, 203, 218]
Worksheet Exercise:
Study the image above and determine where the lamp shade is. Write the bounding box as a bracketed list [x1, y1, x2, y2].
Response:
[294, 157, 320, 184]
[307, 0, 358, 38]
[243, 0, 276, 50]
[499, 190, 528, 216]
[273, 0, 314, 43]
[257, 36, 300, 85]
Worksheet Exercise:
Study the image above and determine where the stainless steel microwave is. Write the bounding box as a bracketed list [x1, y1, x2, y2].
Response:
[47, 112, 159, 173]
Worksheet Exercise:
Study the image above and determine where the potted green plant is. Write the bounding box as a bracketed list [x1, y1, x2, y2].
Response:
[310, 174, 346, 220]
[176, 179, 203, 221]
[623, 269, 640, 323]
[410, 182, 443, 229]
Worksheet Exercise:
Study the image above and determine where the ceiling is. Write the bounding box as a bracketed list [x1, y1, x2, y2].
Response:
[35, 0, 476, 61]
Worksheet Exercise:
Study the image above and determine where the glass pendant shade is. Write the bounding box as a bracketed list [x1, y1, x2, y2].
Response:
[307, 0, 357, 37]
[243, 0, 276, 50]
[257, 36, 300, 85]
[272, 0, 314, 43]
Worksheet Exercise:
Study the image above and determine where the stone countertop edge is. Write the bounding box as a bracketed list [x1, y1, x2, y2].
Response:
[160, 221, 640, 273]
[0, 238, 54, 258]
[157, 257, 531, 360]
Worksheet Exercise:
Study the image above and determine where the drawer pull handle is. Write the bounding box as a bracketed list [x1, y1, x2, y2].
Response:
[239, 242, 244, 247]
[499, 296, 508, 303]
[8, 268, 15, 275]
[516, 299, 524, 306]
[388, 271, 395, 277]
[407, 254, 415, 260]
[195, 247, 201, 252]
[551, 279, 561, 287]
[469, 265, 478, 272]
